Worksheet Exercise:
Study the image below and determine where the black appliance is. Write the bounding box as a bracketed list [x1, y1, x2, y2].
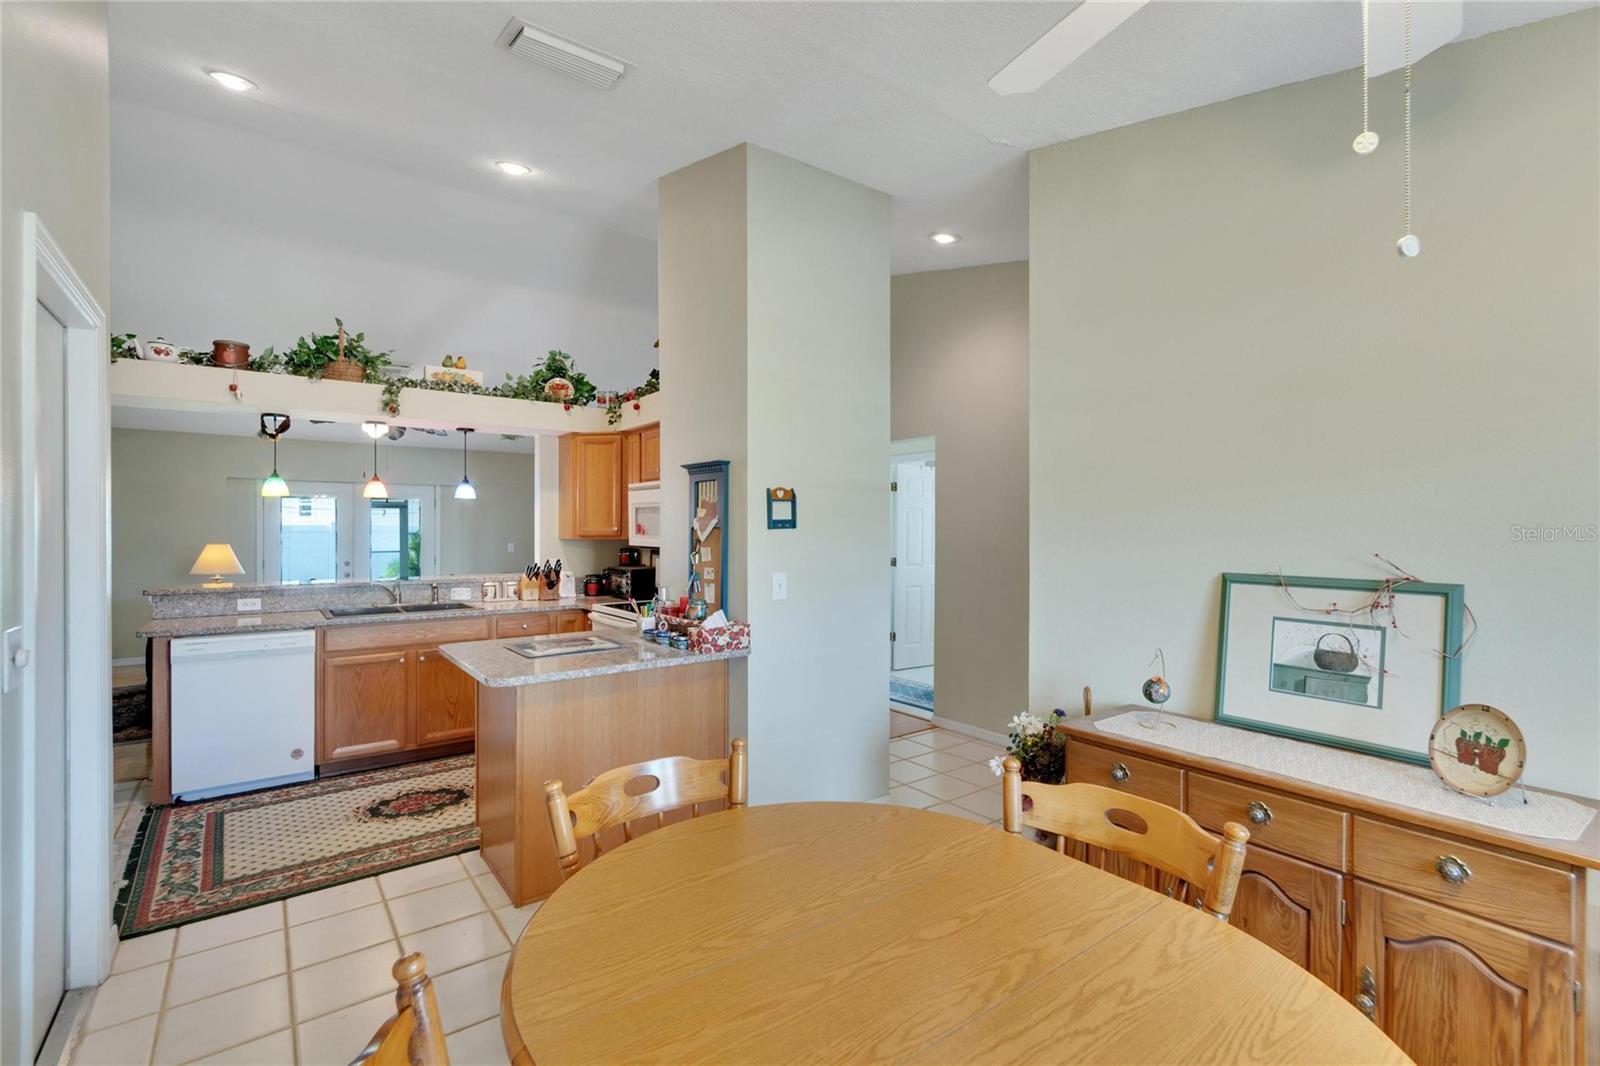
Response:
[604, 564, 657, 602]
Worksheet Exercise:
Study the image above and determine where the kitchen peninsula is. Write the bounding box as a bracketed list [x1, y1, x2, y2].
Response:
[135, 578, 609, 804]
[441, 631, 749, 905]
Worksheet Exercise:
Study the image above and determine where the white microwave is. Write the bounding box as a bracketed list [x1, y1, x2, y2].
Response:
[627, 480, 662, 548]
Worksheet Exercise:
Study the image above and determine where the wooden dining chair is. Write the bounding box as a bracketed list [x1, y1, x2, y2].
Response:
[351, 953, 449, 1066]
[1000, 757, 1250, 921]
[544, 738, 747, 879]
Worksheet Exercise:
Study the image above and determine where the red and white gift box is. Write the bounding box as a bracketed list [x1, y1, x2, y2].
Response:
[689, 621, 750, 653]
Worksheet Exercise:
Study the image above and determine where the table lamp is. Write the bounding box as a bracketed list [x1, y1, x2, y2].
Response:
[190, 543, 245, 588]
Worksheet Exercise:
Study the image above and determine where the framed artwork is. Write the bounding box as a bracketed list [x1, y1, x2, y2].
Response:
[1215, 572, 1465, 765]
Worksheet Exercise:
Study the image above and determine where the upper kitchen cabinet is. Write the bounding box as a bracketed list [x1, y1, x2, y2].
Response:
[562, 424, 661, 539]
[560, 432, 626, 539]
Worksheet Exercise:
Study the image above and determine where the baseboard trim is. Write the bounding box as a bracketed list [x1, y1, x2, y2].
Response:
[929, 716, 1007, 748]
[111, 656, 143, 668]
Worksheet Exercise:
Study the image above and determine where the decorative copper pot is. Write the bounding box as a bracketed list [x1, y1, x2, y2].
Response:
[211, 339, 251, 367]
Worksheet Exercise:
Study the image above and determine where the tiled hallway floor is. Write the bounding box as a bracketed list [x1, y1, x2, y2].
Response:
[886, 726, 1005, 826]
[76, 726, 1002, 1065]
[73, 852, 536, 1066]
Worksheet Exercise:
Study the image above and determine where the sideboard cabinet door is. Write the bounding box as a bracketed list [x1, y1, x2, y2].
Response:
[1229, 846, 1342, 990]
[1353, 881, 1575, 1066]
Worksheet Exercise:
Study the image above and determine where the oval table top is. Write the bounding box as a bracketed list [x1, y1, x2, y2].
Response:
[502, 802, 1408, 1065]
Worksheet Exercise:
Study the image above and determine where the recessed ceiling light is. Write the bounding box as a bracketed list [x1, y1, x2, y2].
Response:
[206, 70, 257, 93]
[930, 232, 962, 245]
[494, 160, 534, 177]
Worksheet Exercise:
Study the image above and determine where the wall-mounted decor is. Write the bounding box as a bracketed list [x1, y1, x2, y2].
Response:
[686, 460, 730, 615]
[766, 487, 796, 530]
[1215, 572, 1465, 764]
[1428, 704, 1526, 798]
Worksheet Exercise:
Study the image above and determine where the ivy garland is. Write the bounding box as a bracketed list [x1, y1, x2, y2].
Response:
[111, 332, 658, 421]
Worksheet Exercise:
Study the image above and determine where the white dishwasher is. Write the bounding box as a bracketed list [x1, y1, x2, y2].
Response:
[170, 629, 317, 800]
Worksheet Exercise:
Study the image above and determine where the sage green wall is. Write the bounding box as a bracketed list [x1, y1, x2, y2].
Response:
[111, 428, 537, 658]
[1028, 13, 1600, 796]
[891, 263, 1029, 736]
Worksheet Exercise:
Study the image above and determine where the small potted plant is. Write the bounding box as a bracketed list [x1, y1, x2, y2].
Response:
[988, 709, 1068, 784]
[278, 319, 390, 382]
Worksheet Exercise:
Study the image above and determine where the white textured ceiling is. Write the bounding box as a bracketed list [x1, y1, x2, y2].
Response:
[109, 1, 1590, 275]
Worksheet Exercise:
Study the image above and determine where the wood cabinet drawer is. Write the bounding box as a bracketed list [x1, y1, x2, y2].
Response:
[494, 613, 554, 638]
[1066, 740, 1182, 807]
[1187, 772, 1348, 870]
[1352, 817, 1576, 943]
[323, 617, 492, 652]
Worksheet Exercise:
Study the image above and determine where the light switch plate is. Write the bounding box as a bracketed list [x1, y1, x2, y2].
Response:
[771, 572, 788, 600]
[449, 586, 472, 601]
[236, 597, 262, 612]
[2, 626, 23, 694]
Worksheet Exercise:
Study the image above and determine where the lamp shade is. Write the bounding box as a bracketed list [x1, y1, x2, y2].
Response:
[190, 543, 245, 588]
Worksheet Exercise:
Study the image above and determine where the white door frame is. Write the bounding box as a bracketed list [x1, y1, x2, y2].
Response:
[889, 436, 936, 674]
[7, 214, 114, 1062]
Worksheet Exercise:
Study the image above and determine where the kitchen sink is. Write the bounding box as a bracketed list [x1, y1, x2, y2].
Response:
[323, 603, 479, 618]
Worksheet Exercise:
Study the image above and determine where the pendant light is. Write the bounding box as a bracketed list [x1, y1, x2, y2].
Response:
[363, 432, 389, 499]
[259, 413, 290, 498]
[454, 428, 478, 500]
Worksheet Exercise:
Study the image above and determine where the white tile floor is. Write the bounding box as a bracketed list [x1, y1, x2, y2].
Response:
[73, 852, 538, 1066]
[79, 725, 1001, 1066]
[885, 725, 1005, 827]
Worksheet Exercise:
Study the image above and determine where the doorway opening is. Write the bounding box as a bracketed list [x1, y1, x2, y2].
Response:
[890, 438, 935, 721]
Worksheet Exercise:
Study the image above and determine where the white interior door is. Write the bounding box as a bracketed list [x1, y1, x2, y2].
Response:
[891, 456, 935, 670]
[31, 302, 68, 1056]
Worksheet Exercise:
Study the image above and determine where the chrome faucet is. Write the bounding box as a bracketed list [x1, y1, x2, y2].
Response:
[377, 581, 401, 604]
[429, 581, 440, 604]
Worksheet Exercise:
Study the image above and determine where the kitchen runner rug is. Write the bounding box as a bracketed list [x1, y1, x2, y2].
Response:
[115, 755, 478, 937]
[889, 675, 934, 713]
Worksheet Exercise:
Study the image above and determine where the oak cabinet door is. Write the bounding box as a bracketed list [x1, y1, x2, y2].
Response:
[560, 433, 624, 538]
[1353, 881, 1575, 1066]
[1230, 846, 1343, 989]
[321, 650, 410, 762]
[623, 430, 642, 486]
[639, 424, 661, 481]
[413, 648, 476, 747]
[554, 610, 591, 633]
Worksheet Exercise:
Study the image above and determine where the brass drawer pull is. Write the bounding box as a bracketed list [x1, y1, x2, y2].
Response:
[1435, 855, 1472, 885]
[1246, 800, 1273, 826]
[1109, 762, 1130, 783]
[1354, 992, 1376, 1021]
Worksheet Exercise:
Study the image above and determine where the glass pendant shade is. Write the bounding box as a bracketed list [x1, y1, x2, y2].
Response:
[260, 428, 289, 497]
[454, 427, 478, 501]
[363, 434, 388, 498]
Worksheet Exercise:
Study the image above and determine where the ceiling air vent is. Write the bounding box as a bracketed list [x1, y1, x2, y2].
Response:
[497, 18, 626, 90]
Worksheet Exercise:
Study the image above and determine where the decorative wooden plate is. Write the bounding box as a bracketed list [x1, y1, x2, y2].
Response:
[1428, 704, 1525, 798]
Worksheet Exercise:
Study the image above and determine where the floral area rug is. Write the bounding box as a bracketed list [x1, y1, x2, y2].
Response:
[116, 755, 478, 937]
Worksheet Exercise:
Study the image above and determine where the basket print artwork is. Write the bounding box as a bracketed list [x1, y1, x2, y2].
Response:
[1268, 617, 1386, 709]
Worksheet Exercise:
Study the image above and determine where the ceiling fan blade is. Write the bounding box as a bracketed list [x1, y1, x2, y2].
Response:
[988, 0, 1149, 96]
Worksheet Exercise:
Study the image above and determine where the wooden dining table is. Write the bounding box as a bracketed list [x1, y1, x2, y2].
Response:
[501, 802, 1409, 1065]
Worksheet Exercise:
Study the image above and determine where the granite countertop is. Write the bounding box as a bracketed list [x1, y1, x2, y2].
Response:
[135, 597, 611, 640]
[141, 573, 543, 597]
[438, 629, 750, 687]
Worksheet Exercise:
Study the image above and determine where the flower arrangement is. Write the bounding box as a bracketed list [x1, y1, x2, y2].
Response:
[988, 709, 1068, 783]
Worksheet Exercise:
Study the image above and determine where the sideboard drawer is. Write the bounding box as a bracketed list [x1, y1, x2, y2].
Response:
[1352, 817, 1576, 943]
[1187, 772, 1348, 870]
[1066, 740, 1182, 807]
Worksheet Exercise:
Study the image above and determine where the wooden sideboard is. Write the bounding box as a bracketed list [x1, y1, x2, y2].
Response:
[1061, 711, 1600, 1066]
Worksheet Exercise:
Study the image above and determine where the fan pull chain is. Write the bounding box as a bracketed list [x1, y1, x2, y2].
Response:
[1353, 0, 1378, 155]
[1397, 0, 1420, 257]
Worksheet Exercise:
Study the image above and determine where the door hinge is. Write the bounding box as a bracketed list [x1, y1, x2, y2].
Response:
[1576, 981, 1583, 1014]
[890, 631, 896, 642]
[890, 556, 897, 567]
[1339, 898, 1347, 927]
[890, 480, 897, 492]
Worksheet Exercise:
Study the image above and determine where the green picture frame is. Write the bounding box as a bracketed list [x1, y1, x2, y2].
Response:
[1214, 572, 1465, 765]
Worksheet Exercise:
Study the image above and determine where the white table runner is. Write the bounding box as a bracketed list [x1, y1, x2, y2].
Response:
[1095, 709, 1595, 842]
